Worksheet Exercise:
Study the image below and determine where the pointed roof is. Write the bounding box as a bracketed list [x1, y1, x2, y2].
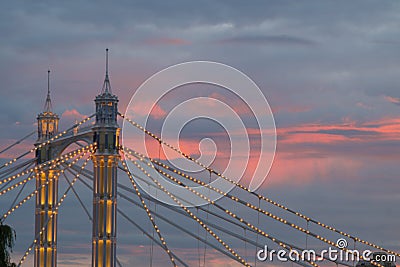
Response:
[44, 70, 53, 112]
[101, 48, 112, 94]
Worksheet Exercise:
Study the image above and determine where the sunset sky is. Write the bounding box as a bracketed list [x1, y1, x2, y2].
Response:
[1, 1, 400, 266]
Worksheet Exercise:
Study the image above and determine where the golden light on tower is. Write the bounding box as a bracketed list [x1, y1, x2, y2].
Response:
[34, 70, 59, 267]
[92, 49, 120, 267]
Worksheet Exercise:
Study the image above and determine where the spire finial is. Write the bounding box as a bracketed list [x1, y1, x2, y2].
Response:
[101, 48, 112, 94]
[106, 48, 109, 76]
[47, 70, 50, 95]
[44, 69, 53, 112]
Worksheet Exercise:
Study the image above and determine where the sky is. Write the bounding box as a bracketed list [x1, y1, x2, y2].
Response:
[1, 1, 400, 266]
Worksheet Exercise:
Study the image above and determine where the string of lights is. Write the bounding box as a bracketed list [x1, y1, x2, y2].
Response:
[125, 154, 254, 267]
[118, 190, 342, 267]
[0, 114, 94, 171]
[117, 161, 353, 267]
[17, 150, 93, 266]
[125, 152, 320, 267]
[1, 149, 88, 223]
[0, 131, 35, 156]
[72, 166, 244, 267]
[64, 167, 188, 267]
[1, 143, 94, 197]
[120, 158, 178, 267]
[0, 160, 35, 192]
[117, 207, 189, 267]
[70, 161, 345, 267]
[120, 114, 399, 260]
[0, 143, 95, 186]
[0, 158, 36, 178]
[128, 150, 388, 267]
[122, 147, 380, 266]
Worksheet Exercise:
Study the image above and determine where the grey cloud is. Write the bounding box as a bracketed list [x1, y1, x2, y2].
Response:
[219, 34, 317, 46]
[289, 129, 378, 137]
[1, 1, 400, 265]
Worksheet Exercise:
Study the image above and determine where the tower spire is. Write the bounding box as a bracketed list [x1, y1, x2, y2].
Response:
[101, 48, 112, 94]
[44, 70, 53, 112]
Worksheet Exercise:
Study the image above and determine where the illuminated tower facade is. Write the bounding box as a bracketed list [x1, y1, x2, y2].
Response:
[35, 70, 59, 267]
[91, 49, 120, 267]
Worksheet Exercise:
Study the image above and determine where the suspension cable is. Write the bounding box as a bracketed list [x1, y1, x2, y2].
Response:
[254, 197, 260, 267]
[118, 182, 351, 267]
[0, 144, 95, 186]
[126, 153, 318, 267]
[120, 114, 400, 259]
[17, 151, 93, 266]
[74, 165, 351, 267]
[7, 171, 32, 213]
[61, 166, 126, 267]
[122, 140, 398, 260]
[0, 158, 36, 178]
[0, 131, 35, 156]
[121, 159, 178, 267]
[0, 115, 94, 171]
[0, 159, 36, 192]
[127, 157, 252, 267]
[132, 149, 390, 267]
[1, 149, 88, 223]
[73, 168, 244, 267]
[62, 171, 92, 220]
[118, 207, 188, 267]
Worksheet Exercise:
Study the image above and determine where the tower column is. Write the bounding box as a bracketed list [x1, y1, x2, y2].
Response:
[92, 153, 118, 267]
[91, 48, 120, 267]
[35, 70, 59, 267]
[34, 164, 59, 267]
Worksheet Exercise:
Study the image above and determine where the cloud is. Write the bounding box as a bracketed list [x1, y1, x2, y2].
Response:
[61, 109, 86, 120]
[143, 38, 190, 46]
[1, 1, 400, 265]
[219, 34, 317, 46]
[126, 102, 167, 120]
[279, 117, 400, 144]
[384, 95, 400, 106]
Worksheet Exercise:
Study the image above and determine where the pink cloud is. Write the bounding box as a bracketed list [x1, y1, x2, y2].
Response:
[61, 109, 86, 121]
[144, 37, 190, 46]
[151, 104, 167, 119]
[126, 102, 167, 120]
[384, 95, 400, 105]
[270, 116, 400, 148]
[0, 141, 35, 159]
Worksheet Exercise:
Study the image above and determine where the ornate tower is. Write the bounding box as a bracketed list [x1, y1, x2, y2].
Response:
[35, 70, 59, 267]
[91, 49, 120, 267]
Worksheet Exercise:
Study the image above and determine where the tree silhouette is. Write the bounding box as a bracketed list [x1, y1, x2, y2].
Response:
[0, 223, 16, 267]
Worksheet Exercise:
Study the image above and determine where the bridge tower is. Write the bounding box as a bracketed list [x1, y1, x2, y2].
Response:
[35, 70, 59, 267]
[91, 49, 120, 267]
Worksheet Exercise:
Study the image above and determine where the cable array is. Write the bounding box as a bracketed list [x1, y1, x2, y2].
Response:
[71, 160, 351, 267]
[125, 153, 252, 267]
[0, 144, 95, 186]
[0, 160, 35, 194]
[120, 158, 178, 267]
[1, 148, 88, 222]
[0, 131, 35, 156]
[63, 163, 189, 267]
[123, 146, 383, 266]
[125, 151, 321, 267]
[17, 150, 93, 266]
[121, 113, 398, 260]
[0, 115, 94, 171]
[1, 110, 394, 267]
